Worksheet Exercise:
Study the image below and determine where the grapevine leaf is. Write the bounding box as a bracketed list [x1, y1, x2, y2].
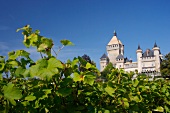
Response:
[105, 86, 116, 97]
[8, 61, 19, 68]
[42, 89, 52, 95]
[48, 57, 63, 69]
[83, 75, 96, 86]
[3, 83, 22, 105]
[124, 102, 129, 109]
[15, 67, 26, 77]
[0, 63, 5, 71]
[38, 43, 48, 51]
[73, 72, 82, 82]
[23, 38, 31, 48]
[20, 50, 30, 58]
[85, 62, 91, 69]
[27, 33, 39, 46]
[8, 50, 20, 60]
[30, 64, 40, 77]
[16, 25, 30, 32]
[37, 68, 53, 81]
[25, 95, 36, 101]
[132, 79, 139, 87]
[35, 30, 40, 34]
[131, 96, 140, 102]
[60, 40, 74, 46]
[23, 69, 30, 77]
[0, 56, 5, 63]
[57, 87, 72, 97]
[37, 59, 48, 68]
[153, 106, 164, 112]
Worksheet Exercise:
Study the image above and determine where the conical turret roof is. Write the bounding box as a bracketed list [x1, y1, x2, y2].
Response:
[108, 31, 122, 45]
[154, 42, 158, 47]
[100, 53, 108, 59]
[137, 44, 141, 50]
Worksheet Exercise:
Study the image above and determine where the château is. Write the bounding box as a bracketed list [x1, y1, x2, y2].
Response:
[100, 31, 163, 74]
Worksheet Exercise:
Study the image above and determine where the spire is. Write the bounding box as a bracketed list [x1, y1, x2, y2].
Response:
[137, 44, 141, 50]
[114, 30, 117, 36]
[154, 42, 158, 47]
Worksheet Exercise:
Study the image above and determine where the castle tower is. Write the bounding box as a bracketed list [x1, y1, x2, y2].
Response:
[136, 45, 142, 73]
[152, 42, 161, 72]
[106, 31, 124, 67]
[116, 54, 124, 69]
[100, 53, 109, 71]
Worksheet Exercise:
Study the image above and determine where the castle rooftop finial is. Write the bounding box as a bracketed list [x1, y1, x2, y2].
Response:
[137, 44, 141, 50]
[114, 30, 117, 36]
[154, 41, 158, 47]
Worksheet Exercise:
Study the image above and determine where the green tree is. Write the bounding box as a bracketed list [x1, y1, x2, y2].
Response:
[160, 52, 170, 76]
[101, 62, 114, 78]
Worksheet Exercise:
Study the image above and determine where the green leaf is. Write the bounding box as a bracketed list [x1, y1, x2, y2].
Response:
[23, 69, 30, 77]
[105, 86, 116, 97]
[83, 75, 96, 86]
[47, 58, 63, 75]
[20, 50, 30, 58]
[131, 96, 140, 102]
[36, 59, 48, 68]
[60, 40, 74, 46]
[124, 102, 129, 109]
[30, 64, 40, 77]
[85, 62, 91, 69]
[35, 30, 40, 34]
[73, 72, 82, 82]
[0, 63, 5, 71]
[3, 83, 22, 105]
[153, 106, 164, 112]
[8, 61, 19, 68]
[38, 43, 48, 51]
[15, 67, 26, 77]
[0, 56, 5, 63]
[57, 87, 72, 97]
[42, 89, 52, 95]
[16, 25, 30, 32]
[132, 79, 139, 87]
[25, 95, 36, 101]
[38, 38, 53, 52]
[8, 50, 20, 60]
[38, 68, 53, 81]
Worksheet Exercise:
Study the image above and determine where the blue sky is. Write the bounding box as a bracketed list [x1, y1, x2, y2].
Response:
[0, 0, 170, 69]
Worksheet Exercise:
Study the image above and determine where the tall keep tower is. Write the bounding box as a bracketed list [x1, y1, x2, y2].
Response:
[106, 31, 124, 66]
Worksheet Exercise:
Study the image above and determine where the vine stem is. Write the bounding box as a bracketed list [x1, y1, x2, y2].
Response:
[52, 45, 64, 58]
[40, 52, 43, 58]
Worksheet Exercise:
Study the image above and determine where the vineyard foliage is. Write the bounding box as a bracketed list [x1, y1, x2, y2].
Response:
[0, 25, 170, 113]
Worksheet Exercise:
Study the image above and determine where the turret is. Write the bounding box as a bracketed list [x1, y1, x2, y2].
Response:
[116, 54, 124, 69]
[136, 44, 142, 73]
[152, 42, 160, 72]
[100, 53, 109, 71]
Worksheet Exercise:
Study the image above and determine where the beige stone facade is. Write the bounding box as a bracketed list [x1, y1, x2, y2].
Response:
[100, 31, 163, 74]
